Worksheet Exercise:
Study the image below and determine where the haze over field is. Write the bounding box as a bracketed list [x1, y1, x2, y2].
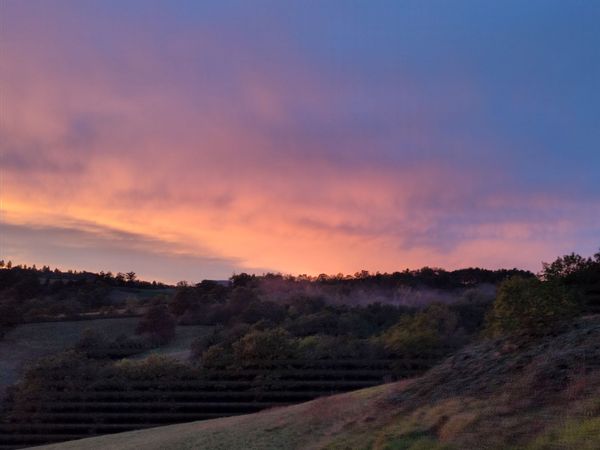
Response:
[1, 1, 599, 282]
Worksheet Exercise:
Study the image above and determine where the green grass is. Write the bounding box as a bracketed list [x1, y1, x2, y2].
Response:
[524, 418, 600, 450]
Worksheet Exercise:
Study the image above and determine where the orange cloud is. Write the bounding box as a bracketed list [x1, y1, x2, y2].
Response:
[1, 3, 598, 282]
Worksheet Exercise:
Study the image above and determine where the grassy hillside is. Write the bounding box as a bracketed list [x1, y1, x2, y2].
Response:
[0, 318, 138, 394]
[0, 318, 210, 395]
[30, 315, 600, 450]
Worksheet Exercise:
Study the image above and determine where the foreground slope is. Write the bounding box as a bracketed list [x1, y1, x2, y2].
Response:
[32, 316, 600, 450]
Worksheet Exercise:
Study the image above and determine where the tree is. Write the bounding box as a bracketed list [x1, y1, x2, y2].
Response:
[541, 253, 592, 281]
[115, 272, 126, 284]
[485, 276, 579, 337]
[230, 273, 256, 288]
[136, 304, 176, 344]
[169, 287, 193, 316]
[126, 272, 137, 284]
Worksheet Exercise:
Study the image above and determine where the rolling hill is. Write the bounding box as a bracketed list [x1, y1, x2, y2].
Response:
[28, 315, 600, 450]
[0, 317, 211, 397]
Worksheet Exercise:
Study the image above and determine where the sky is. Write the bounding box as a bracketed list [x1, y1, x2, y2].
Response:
[1, 0, 599, 283]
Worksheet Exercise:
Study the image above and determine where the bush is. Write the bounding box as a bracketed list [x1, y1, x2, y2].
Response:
[202, 343, 235, 369]
[380, 304, 461, 355]
[232, 327, 297, 363]
[113, 355, 192, 380]
[285, 311, 339, 336]
[297, 334, 384, 360]
[485, 276, 579, 337]
[381, 315, 440, 355]
[8, 351, 104, 415]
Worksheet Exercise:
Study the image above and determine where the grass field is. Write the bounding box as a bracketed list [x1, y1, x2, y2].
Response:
[134, 324, 213, 361]
[0, 318, 139, 393]
[0, 318, 210, 395]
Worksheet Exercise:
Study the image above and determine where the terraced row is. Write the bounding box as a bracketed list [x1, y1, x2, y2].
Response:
[0, 358, 438, 449]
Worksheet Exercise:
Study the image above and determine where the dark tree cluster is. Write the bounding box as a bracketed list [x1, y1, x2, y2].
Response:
[232, 266, 533, 290]
[0, 264, 170, 337]
[485, 249, 600, 337]
[540, 251, 600, 312]
[175, 281, 492, 372]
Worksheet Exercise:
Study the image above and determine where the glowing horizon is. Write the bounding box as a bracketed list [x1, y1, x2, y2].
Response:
[1, 1, 599, 283]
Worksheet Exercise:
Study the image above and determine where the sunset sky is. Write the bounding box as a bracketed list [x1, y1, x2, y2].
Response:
[1, 1, 599, 283]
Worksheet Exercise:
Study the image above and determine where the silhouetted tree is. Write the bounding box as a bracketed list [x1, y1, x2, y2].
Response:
[126, 272, 137, 284]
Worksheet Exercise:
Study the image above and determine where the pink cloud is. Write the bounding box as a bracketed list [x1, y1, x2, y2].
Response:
[1, 3, 597, 278]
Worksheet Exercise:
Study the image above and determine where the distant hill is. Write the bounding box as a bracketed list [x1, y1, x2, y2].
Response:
[31, 315, 600, 450]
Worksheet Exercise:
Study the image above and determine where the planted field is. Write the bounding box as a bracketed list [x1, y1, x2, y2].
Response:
[0, 359, 434, 449]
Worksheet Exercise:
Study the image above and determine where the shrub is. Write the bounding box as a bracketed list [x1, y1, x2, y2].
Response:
[485, 276, 579, 337]
[232, 327, 297, 363]
[202, 343, 235, 369]
[380, 304, 461, 355]
[114, 355, 191, 380]
[381, 315, 440, 355]
[285, 311, 339, 336]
